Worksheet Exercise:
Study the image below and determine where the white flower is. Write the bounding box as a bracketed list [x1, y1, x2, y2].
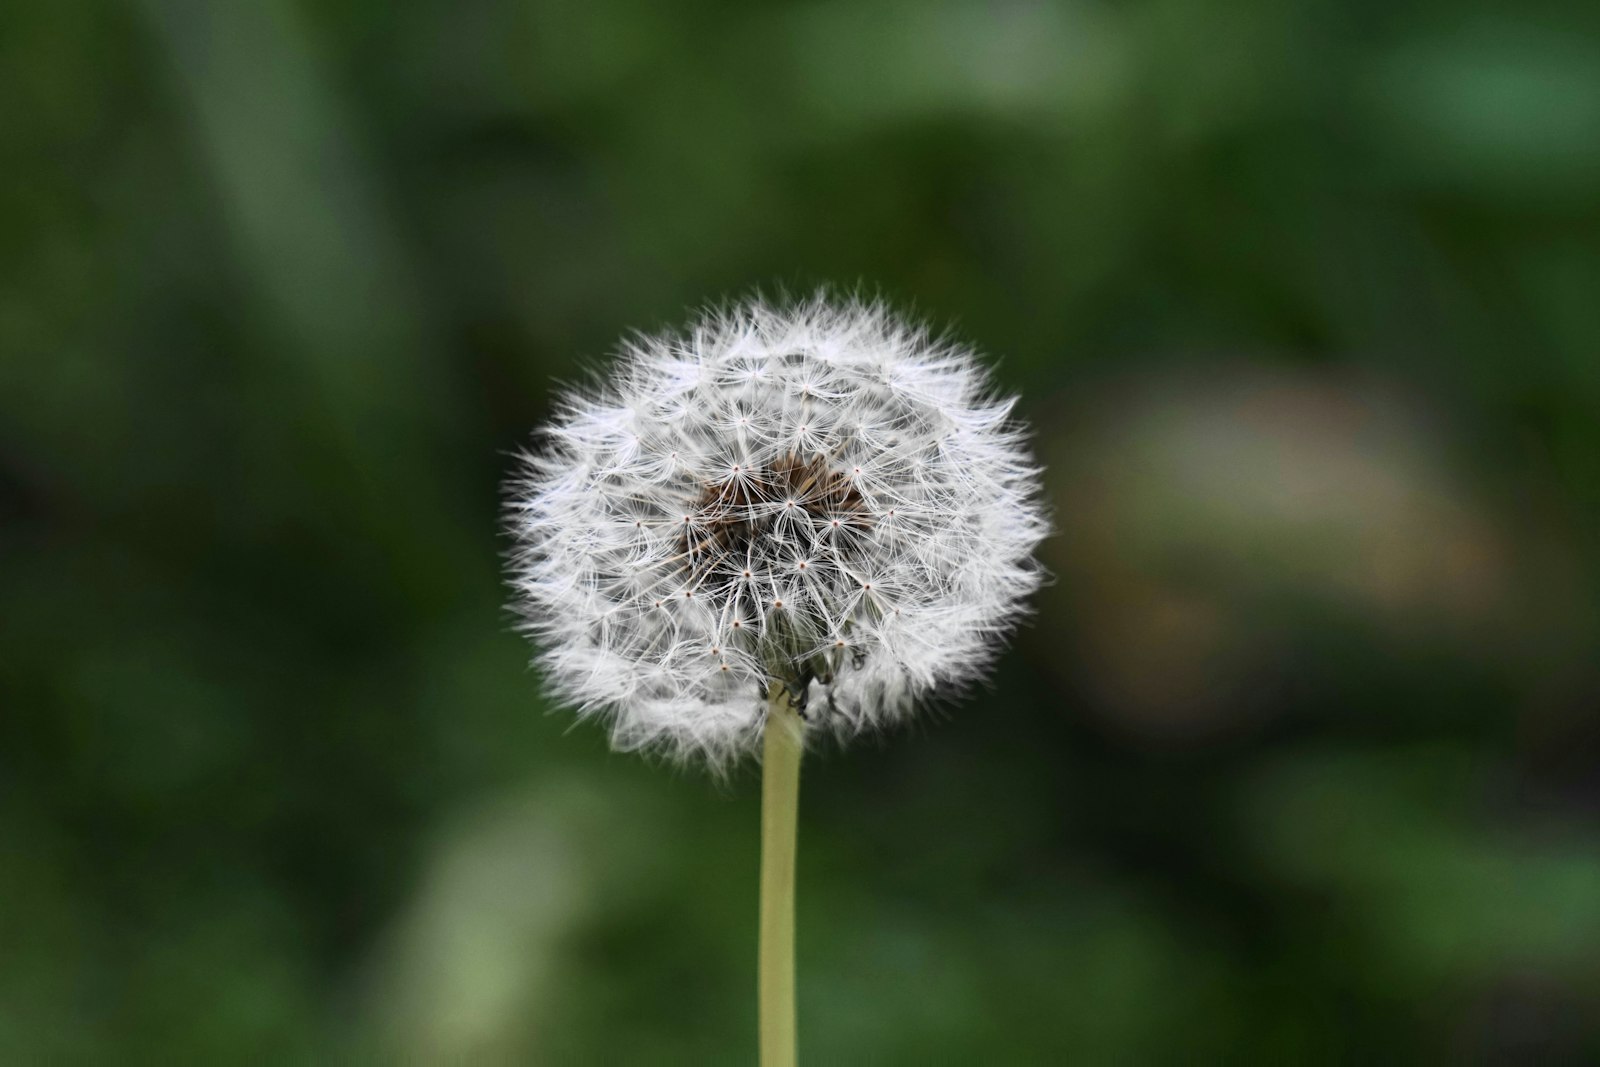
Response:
[507, 295, 1048, 766]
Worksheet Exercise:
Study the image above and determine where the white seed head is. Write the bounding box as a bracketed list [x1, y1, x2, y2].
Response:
[507, 295, 1048, 766]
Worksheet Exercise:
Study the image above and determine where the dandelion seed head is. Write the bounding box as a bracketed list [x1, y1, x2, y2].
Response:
[507, 294, 1048, 767]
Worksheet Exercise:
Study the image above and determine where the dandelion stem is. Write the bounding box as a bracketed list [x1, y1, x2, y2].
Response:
[759, 682, 803, 1067]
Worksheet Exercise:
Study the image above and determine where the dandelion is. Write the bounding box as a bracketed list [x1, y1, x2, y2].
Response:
[506, 293, 1047, 1064]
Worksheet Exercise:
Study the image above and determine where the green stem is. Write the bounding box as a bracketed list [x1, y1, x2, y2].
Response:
[759, 683, 804, 1067]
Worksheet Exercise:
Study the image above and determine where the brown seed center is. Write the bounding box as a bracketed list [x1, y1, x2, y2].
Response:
[680, 454, 868, 586]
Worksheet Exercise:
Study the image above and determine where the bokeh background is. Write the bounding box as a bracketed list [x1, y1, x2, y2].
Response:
[5, 0, 1600, 1061]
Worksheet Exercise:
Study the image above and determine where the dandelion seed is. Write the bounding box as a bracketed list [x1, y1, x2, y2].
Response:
[507, 293, 1047, 767]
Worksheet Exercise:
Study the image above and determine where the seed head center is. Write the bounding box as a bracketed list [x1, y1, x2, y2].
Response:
[680, 454, 868, 585]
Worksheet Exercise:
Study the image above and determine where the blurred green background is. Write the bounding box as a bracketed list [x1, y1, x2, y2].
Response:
[5, 0, 1600, 1062]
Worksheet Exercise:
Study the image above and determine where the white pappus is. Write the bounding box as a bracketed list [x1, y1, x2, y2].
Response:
[507, 295, 1048, 766]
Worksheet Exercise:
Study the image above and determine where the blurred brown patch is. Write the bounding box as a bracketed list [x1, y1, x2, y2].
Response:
[1031, 362, 1578, 745]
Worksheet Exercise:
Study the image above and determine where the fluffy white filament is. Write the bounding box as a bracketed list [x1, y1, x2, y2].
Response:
[508, 296, 1047, 766]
